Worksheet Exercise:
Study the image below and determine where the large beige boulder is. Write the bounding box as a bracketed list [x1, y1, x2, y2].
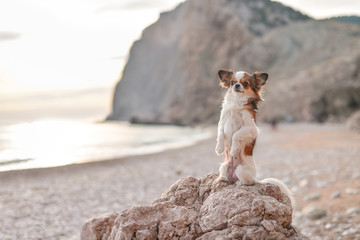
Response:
[81, 173, 309, 240]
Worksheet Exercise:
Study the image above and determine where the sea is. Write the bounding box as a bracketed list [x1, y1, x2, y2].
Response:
[0, 119, 212, 172]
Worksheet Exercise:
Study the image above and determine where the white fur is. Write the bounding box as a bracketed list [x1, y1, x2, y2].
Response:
[218, 162, 230, 181]
[215, 84, 258, 185]
[234, 155, 256, 185]
[216, 70, 294, 207]
[260, 178, 295, 209]
[235, 71, 245, 81]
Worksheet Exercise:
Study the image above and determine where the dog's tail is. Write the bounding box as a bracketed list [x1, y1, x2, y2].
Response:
[260, 178, 295, 209]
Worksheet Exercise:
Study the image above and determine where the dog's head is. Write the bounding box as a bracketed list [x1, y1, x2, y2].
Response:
[218, 70, 268, 101]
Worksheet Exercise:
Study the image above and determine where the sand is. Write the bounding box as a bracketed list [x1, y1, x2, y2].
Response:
[0, 123, 359, 239]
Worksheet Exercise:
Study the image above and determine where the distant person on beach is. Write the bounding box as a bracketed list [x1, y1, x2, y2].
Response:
[270, 119, 278, 130]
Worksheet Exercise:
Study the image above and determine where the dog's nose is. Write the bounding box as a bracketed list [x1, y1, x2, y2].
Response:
[234, 83, 241, 88]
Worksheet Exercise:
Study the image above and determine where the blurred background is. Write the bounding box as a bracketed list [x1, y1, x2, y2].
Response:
[1, 0, 359, 171]
[0, 0, 185, 124]
[0, 0, 210, 171]
[0, 0, 360, 239]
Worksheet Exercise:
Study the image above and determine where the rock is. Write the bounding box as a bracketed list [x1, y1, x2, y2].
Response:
[342, 227, 359, 236]
[315, 181, 328, 188]
[345, 188, 359, 195]
[352, 171, 360, 179]
[345, 207, 360, 216]
[291, 186, 300, 194]
[301, 205, 327, 220]
[330, 191, 341, 199]
[81, 173, 309, 239]
[324, 223, 334, 230]
[108, 7, 360, 126]
[81, 212, 118, 240]
[304, 192, 321, 201]
[346, 110, 360, 133]
[299, 179, 309, 188]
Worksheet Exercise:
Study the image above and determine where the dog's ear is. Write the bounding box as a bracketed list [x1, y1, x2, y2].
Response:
[252, 72, 268, 88]
[218, 70, 233, 88]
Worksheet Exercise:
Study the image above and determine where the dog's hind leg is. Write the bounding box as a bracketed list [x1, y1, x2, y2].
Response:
[234, 140, 257, 185]
[234, 155, 256, 185]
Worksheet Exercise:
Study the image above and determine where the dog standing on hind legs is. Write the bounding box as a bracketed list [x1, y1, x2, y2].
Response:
[215, 69, 295, 208]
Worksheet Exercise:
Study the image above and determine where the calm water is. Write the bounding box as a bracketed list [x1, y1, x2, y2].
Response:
[0, 120, 211, 172]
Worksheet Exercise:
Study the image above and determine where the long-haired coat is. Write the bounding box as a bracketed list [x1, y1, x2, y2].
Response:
[215, 70, 267, 185]
[215, 69, 295, 207]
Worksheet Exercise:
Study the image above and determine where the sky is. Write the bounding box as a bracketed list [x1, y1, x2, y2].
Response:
[0, 0, 359, 124]
[0, 0, 184, 124]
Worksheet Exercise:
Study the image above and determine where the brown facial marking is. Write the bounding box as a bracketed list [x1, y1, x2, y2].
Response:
[239, 74, 260, 100]
[242, 81, 249, 88]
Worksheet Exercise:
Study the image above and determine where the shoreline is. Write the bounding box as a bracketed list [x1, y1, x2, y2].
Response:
[0, 135, 222, 240]
[0, 122, 342, 174]
[0, 122, 352, 181]
[1, 123, 359, 239]
[0, 122, 347, 179]
[0, 121, 214, 173]
[0, 136, 216, 179]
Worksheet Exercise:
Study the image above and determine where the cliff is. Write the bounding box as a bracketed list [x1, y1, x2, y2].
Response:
[107, 0, 360, 125]
[235, 21, 360, 122]
[81, 173, 309, 239]
[107, 0, 310, 125]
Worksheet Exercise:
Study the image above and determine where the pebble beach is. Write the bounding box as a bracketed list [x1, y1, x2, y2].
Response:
[0, 123, 359, 239]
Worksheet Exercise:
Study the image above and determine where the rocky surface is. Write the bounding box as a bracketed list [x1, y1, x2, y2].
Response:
[107, 0, 360, 125]
[328, 16, 360, 25]
[81, 173, 308, 240]
[235, 21, 360, 123]
[81, 212, 118, 240]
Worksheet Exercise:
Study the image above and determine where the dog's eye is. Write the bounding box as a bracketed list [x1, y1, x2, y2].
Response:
[242, 82, 249, 87]
[230, 81, 235, 85]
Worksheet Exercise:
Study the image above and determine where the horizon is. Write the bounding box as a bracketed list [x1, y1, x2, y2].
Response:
[0, 0, 359, 125]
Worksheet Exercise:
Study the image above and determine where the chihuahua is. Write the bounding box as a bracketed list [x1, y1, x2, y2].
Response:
[215, 70, 294, 207]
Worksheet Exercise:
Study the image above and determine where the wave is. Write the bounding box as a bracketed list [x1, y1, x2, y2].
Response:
[0, 158, 33, 166]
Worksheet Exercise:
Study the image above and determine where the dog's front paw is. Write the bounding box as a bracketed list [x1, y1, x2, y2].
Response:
[215, 143, 225, 155]
[215, 174, 229, 183]
[235, 180, 243, 186]
[217, 162, 229, 182]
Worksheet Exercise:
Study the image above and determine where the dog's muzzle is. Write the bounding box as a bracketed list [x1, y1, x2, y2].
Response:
[234, 83, 243, 93]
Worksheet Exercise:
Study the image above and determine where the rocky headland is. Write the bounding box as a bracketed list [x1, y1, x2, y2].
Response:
[107, 0, 360, 125]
